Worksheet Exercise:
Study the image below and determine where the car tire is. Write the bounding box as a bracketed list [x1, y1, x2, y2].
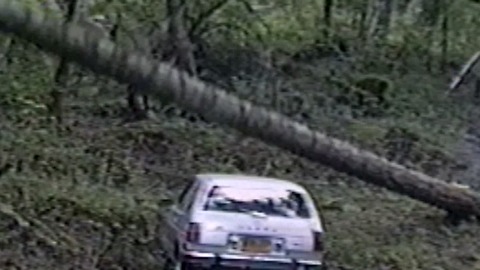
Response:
[308, 262, 326, 270]
[319, 261, 328, 270]
[301, 262, 328, 270]
[173, 261, 186, 270]
[164, 258, 198, 270]
[164, 243, 192, 270]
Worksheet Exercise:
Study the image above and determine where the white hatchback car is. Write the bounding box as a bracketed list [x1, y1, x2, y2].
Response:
[160, 173, 326, 270]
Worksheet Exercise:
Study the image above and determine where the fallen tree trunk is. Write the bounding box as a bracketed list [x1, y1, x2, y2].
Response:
[0, 0, 479, 219]
[448, 51, 480, 93]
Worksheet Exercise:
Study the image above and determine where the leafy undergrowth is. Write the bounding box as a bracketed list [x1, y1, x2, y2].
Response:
[1, 99, 480, 270]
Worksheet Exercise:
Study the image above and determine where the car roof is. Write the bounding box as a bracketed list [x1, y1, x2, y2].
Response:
[195, 173, 308, 193]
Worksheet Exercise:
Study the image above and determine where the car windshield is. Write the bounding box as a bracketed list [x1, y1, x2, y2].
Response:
[203, 185, 311, 218]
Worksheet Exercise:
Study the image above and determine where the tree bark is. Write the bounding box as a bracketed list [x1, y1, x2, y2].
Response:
[323, 0, 333, 40]
[0, 0, 480, 219]
[49, 0, 85, 124]
[440, 0, 449, 72]
[370, 0, 394, 40]
[448, 51, 480, 93]
[0, 36, 12, 71]
[164, 0, 197, 76]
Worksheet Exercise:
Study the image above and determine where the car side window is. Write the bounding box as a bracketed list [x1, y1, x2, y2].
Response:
[179, 180, 199, 212]
[183, 191, 197, 213]
[286, 190, 311, 218]
[177, 179, 195, 206]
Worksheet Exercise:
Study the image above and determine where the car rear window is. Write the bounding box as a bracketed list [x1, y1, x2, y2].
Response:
[203, 185, 311, 218]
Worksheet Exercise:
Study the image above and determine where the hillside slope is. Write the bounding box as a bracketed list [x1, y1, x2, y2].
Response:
[1, 91, 480, 270]
[1, 0, 480, 269]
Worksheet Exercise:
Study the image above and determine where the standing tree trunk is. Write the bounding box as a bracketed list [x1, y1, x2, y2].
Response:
[323, 0, 333, 40]
[0, 36, 12, 71]
[440, 0, 449, 72]
[421, 0, 441, 72]
[125, 0, 199, 120]
[356, 1, 369, 42]
[163, 0, 197, 76]
[1, 0, 480, 220]
[49, 0, 86, 124]
[371, 0, 394, 41]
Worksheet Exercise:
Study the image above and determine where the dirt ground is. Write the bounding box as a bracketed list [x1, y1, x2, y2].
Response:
[1, 97, 479, 270]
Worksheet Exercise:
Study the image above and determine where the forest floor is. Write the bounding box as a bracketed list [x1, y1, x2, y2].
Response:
[1, 36, 480, 269]
[1, 93, 480, 270]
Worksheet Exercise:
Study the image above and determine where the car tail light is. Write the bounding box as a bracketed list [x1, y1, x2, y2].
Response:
[185, 222, 201, 243]
[272, 238, 285, 253]
[227, 234, 241, 250]
[312, 231, 324, 251]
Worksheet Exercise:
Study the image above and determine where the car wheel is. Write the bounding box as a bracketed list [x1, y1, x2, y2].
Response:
[167, 259, 197, 270]
[301, 263, 328, 270]
[305, 267, 326, 270]
[173, 261, 183, 270]
[163, 257, 174, 270]
[319, 261, 328, 270]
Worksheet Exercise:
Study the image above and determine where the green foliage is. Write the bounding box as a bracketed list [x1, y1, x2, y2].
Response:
[0, 41, 52, 117]
[1, 0, 480, 269]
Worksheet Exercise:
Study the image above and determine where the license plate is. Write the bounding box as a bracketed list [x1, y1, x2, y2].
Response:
[242, 237, 271, 253]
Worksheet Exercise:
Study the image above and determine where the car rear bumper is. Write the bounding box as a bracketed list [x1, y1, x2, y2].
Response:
[180, 249, 323, 269]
